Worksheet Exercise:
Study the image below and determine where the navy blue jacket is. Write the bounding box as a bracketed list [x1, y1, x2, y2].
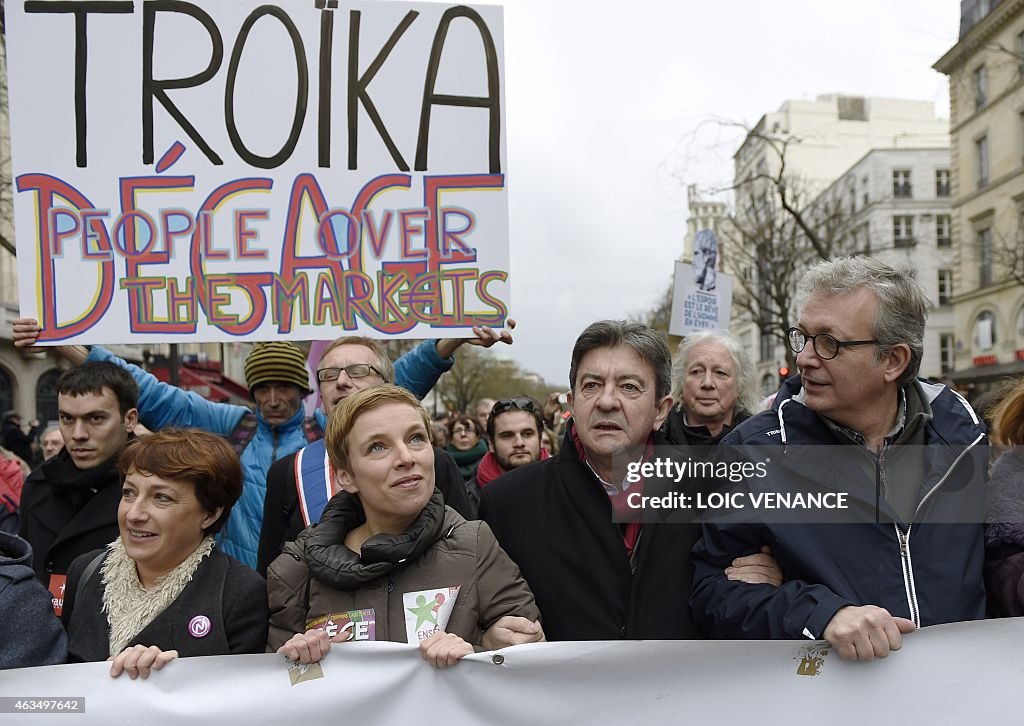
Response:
[690, 376, 988, 641]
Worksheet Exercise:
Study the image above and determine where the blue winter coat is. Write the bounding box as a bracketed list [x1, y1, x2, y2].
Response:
[86, 341, 454, 568]
[690, 376, 988, 641]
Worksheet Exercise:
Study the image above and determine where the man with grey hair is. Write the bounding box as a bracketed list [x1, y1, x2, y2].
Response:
[479, 320, 779, 643]
[664, 330, 756, 447]
[691, 257, 988, 661]
[39, 425, 64, 462]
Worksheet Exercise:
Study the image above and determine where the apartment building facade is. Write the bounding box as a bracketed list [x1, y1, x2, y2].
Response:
[935, 0, 1024, 396]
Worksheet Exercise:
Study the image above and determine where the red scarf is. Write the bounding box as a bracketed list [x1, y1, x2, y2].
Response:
[570, 426, 651, 558]
[475, 449, 550, 488]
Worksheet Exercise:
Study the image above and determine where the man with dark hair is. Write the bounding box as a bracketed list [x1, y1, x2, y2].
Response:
[18, 361, 139, 598]
[479, 320, 779, 644]
[466, 398, 546, 508]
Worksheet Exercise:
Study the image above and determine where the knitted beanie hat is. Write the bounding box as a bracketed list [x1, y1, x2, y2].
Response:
[244, 342, 312, 396]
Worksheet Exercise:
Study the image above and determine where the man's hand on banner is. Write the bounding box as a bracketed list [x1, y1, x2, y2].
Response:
[419, 632, 474, 668]
[725, 545, 783, 586]
[480, 616, 545, 650]
[823, 605, 916, 662]
[108, 645, 179, 679]
[435, 319, 516, 359]
[11, 318, 88, 364]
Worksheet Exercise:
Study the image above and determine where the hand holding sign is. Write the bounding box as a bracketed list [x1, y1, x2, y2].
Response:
[11, 318, 88, 364]
[480, 616, 545, 650]
[823, 605, 916, 662]
[435, 320, 516, 359]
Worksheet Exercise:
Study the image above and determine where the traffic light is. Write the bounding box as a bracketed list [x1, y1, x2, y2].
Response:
[778, 366, 790, 380]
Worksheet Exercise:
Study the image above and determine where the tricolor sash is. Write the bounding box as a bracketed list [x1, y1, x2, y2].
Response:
[294, 439, 334, 527]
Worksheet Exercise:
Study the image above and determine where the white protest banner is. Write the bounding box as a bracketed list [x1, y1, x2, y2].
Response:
[669, 260, 733, 336]
[6, 0, 508, 344]
[1, 619, 1021, 725]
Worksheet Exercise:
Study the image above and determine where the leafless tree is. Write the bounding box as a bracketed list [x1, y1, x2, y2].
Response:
[675, 125, 860, 369]
[432, 345, 556, 415]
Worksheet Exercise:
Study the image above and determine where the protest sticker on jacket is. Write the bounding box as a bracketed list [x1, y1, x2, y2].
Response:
[403, 586, 460, 642]
[306, 609, 376, 642]
[47, 575, 67, 617]
[6, 0, 509, 344]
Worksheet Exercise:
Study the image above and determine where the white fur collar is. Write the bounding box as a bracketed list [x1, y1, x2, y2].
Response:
[101, 536, 215, 656]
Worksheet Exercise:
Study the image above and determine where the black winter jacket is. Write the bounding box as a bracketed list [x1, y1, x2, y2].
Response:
[63, 547, 267, 661]
[480, 427, 707, 641]
[18, 447, 124, 584]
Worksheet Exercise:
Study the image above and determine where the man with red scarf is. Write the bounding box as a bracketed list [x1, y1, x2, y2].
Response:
[466, 398, 548, 508]
[479, 321, 780, 645]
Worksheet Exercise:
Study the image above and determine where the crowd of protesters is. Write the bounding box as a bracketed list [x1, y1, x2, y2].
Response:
[1, 257, 1021, 679]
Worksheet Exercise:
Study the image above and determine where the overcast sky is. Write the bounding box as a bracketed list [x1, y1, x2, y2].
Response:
[495, 0, 959, 385]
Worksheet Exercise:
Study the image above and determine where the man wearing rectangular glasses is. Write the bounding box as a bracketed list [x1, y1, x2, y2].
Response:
[255, 335, 494, 573]
[691, 257, 988, 662]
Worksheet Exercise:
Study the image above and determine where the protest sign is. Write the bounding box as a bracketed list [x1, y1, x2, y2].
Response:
[669, 259, 733, 335]
[6, 0, 508, 343]
[1, 620, 1020, 725]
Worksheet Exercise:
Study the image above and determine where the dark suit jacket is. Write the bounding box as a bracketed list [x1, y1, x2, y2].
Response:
[480, 429, 705, 641]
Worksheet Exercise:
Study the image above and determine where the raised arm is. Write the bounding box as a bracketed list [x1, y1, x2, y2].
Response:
[13, 317, 248, 434]
[395, 322, 515, 399]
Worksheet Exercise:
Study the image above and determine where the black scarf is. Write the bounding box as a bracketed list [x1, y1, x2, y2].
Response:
[38, 446, 124, 512]
[304, 487, 446, 590]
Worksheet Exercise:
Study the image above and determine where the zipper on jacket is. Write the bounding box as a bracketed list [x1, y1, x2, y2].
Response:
[891, 432, 984, 629]
[874, 454, 882, 524]
[386, 578, 395, 642]
[895, 523, 920, 627]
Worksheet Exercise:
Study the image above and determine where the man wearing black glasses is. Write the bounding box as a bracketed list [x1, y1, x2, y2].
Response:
[691, 257, 988, 662]
[466, 398, 546, 508]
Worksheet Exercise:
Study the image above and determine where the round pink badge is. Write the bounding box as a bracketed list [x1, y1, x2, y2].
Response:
[188, 615, 212, 638]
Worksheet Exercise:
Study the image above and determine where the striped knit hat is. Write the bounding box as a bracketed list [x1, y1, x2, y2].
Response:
[243, 342, 312, 396]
